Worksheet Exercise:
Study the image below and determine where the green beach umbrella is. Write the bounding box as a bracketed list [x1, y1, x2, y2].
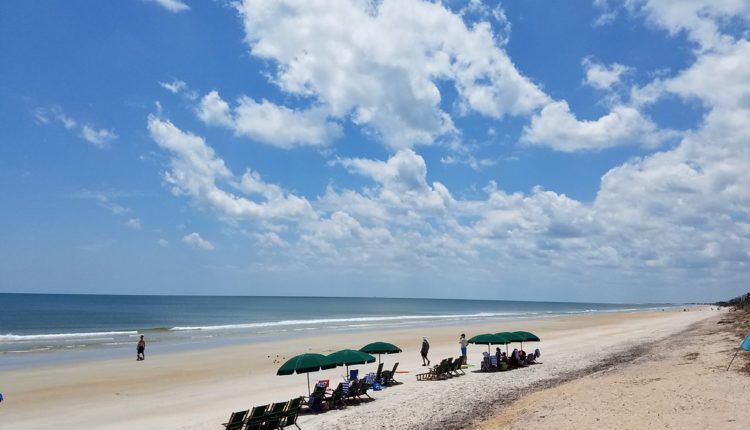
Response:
[277, 353, 336, 396]
[512, 331, 540, 351]
[327, 349, 376, 376]
[359, 341, 402, 364]
[496, 331, 527, 354]
[468, 333, 511, 353]
[513, 331, 541, 342]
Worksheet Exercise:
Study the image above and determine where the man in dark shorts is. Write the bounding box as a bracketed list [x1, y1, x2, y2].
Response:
[137, 335, 145, 361]
[420, 336, 430, 366]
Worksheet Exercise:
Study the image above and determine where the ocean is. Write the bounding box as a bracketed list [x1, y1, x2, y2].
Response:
[0, 293, 669, 368]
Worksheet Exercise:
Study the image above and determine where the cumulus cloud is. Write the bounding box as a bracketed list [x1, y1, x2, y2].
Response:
[235, 0, 548, 149]
[521, 101, 676, 151]
[145, 0, 190, 13]
[147, 115, 317, 221]
[582, 57, 632, 90]
[197, 90, 342, 148]
[145, 0, 750, 300]
[81, 125, 118, 148]
[334, 149, 454, 214]
[158, 239, 169, 248]
[182, 232, 214, 250]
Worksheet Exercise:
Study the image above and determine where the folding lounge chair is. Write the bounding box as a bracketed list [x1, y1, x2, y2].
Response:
[325, 382, 348, 410]
[262, 400, 289, 429]
[346, 379, 362, 402]
[358, 376, 374, 401]
[244, 404, 269, 430]
[279, 396, 304, 429]
[374, 362, 384, 384]
[381, 362, 400, 385]
[302, 385, 326, 413]
[221, 410, 248, 430]
[416, 358, 447, 381]
[441, 358, 455, 379]
[453, 357, 465, 375]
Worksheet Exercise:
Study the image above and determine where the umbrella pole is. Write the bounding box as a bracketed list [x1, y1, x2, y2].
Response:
[727, 349, 740, 371]
[307, 373, 311, 397]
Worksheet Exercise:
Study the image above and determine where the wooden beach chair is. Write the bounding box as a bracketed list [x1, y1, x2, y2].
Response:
[302, 384, 326, 413]
[221, 410, 248, 430]
[357, 376, 374, 401]
[325, 382, 348, 410]
[374, 362, 384, 383]
[262, 400, 289, 429]
[346, 379, 362, 402]
[416, 358, 449, 381]
[244, 404, 268, 430]
[279, 396, 303, 429]
[381, 362, 400, 385]
[451, 357, 465, 376]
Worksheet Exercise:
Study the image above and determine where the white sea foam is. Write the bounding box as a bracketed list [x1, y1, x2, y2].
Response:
[0, 331, 139, 342]
[168, 312, 520, 332]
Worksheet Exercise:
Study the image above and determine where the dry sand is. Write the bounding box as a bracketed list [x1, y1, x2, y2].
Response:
[474, 308, 750, 430]
[0, 307, 737, 430]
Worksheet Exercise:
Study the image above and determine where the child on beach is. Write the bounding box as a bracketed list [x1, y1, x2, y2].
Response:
[137, 335, 145, 361]
[459, 333, 468, 364]
[421, 337, 430, 366]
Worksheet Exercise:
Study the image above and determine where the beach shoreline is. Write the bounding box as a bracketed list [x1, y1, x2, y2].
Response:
[0, 307, 724, 429]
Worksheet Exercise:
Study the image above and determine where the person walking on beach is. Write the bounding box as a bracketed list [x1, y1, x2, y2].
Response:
[421, 336, 430, 366]
[136, 335, 145, 361]
[459, 333, 468, 364]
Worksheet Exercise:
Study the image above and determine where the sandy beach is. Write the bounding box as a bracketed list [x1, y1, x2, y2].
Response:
[1, 307, 745, 430]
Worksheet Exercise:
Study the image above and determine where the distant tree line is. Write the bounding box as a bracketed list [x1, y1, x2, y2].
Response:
[716, 292, 750, 309]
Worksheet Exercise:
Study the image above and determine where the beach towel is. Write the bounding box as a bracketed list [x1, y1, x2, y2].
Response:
[342, 380, 349, 395]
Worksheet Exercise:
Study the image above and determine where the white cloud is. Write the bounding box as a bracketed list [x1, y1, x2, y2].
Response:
[582, 57, 632, 90]
[335, 149, 454, 213]
[147, 115, 317, 221]
[521, 101, 676, 151]
[145, 0, 190, 13]
[159, 79, 197, 100]
[71, 190, 130, 215]
[599, 0, 750, 50]
[142, 0, 750, 301]
[80, 125, 118, 148]
[125, 218, 143, 230]
[197, 90, 342, 148]
[182, 232, 214, 251]
[235, 0, 548, 149]
[158, 239, 169, 248]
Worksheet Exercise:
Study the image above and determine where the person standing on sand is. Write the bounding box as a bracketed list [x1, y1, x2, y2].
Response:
[459, 333, 468, 364]
[421, 336, 430, 366]
[137, 335, 145, 361]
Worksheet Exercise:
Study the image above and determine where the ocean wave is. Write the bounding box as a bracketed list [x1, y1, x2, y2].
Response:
[168, 312, 520, 332]
[0, 330, 139, 342]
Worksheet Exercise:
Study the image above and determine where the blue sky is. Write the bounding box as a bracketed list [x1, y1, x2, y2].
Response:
[1, 0, 749, 302]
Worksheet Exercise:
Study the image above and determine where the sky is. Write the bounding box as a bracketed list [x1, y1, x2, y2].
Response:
[1, 0, 749, 303]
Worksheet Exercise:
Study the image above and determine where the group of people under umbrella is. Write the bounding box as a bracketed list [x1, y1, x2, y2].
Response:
[277, 341, 402, 395]
[277, 331, 541, 396]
